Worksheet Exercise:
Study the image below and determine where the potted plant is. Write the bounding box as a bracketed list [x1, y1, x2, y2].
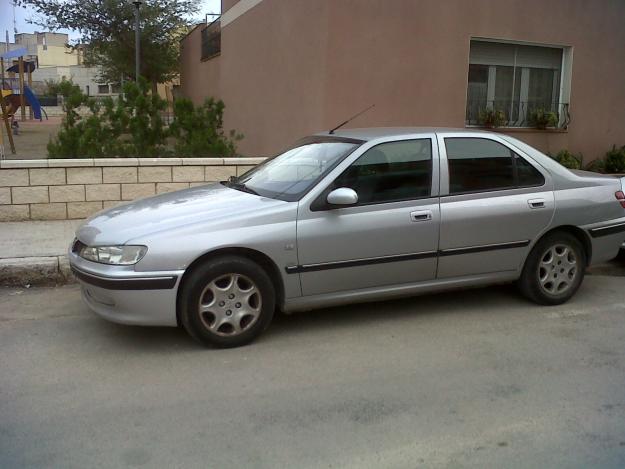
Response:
[528, 108, 559, 129]
[477, 108, 506, 128]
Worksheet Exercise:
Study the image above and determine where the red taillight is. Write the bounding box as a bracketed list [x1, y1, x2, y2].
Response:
[616, 191, 625, 208]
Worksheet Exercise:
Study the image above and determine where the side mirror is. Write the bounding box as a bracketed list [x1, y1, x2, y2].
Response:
[327, 187, 358, 206]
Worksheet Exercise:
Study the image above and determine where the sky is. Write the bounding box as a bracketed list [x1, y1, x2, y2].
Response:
[0, 0, 221, 43]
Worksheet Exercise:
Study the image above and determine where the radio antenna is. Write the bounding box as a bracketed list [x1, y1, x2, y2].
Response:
[329, 104, 375, 134]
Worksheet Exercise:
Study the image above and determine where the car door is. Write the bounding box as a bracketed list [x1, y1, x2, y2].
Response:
[436, 133, 554, 278]
[294, 136, 441, 297]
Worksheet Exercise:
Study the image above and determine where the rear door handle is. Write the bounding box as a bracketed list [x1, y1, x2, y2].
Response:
[410, 210, 432, 222]
[528, 198, 546, 209]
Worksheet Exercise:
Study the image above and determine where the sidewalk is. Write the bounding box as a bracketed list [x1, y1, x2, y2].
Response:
[0, 220, 82, 286]
[0, 219, 623, 287]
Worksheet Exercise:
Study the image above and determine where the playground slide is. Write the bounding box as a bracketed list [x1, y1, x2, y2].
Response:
[3, 86, 43, 120]
[23, 86, 42, 120]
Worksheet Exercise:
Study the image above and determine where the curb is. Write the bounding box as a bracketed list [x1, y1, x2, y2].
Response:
[0, 255, 76, 287]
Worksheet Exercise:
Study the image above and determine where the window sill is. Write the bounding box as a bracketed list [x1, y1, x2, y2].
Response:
[465, 125, 568, 134]
[201, 52, 221, 62]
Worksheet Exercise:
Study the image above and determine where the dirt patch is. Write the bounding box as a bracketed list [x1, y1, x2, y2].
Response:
[1, 117, 61, 159]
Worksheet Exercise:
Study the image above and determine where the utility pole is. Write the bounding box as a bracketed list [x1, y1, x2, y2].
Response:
[133, 1, 143, 82]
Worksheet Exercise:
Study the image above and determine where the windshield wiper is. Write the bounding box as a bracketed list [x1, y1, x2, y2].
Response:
[224, 177, 259, 196]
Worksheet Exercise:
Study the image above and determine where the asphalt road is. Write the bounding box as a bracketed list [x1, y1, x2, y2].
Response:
[1, 276, 625, 468]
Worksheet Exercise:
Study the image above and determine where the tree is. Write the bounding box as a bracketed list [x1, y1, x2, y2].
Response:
[18, 0, 199, 90]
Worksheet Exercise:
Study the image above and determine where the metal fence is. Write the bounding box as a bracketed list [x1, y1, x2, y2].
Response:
[38, 96, 58, 106]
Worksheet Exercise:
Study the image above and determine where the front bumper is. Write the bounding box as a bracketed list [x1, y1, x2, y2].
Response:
[69, 251, 183, 327]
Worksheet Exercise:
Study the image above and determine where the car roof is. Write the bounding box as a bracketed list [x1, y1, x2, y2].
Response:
[315, 127, 492, 141]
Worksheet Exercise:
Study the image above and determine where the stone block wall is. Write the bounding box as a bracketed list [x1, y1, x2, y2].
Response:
[0, 157, 264, 221]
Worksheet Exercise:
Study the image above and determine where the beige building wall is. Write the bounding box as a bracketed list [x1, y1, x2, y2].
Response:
[35, 45, 80, 67]
[180, 24, 222, 105]
[181, 0, 625, 161]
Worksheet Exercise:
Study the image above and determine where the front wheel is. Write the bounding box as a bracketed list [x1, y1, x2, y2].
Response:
[180, 256, 275, 348]
[519, 232, 586, 305]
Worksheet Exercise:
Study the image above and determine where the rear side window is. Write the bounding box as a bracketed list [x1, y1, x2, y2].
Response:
[445, 138, 544, 194]
[515, 154, 545, 187]
[332, 139, 432, 205]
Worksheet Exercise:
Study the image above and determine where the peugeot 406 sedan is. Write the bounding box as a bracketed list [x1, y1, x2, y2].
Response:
[69, 128, 625, 347]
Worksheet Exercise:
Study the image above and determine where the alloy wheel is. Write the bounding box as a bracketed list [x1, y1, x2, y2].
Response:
[537, 243, 578, 295]
[198, 273, 262, 336]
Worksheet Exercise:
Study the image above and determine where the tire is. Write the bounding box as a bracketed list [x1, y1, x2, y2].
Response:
[518, 231, 586, 305]
[179, 256, 275, 348]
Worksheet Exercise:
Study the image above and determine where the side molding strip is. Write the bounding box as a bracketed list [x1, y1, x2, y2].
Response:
[71, 267, 178, 290]
[438, 240, 530, 257]
[285, 251, 438, 274]
[285, 240, 530, 274]
[589, 222, 625, 238]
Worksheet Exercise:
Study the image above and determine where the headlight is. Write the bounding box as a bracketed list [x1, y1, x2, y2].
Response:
[77, 244, 147, 265]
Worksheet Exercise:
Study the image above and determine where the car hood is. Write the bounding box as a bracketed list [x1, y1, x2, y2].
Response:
[76, 183, 287, 245]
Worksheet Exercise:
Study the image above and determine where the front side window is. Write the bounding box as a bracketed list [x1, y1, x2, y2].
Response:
[446, 138, 544, 194]
[466, 40, 567, 128]
[230, 137, 362, 201]
[331, 139, 432, 205]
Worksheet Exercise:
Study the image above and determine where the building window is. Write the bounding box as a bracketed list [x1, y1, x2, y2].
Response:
[201, 20, 221, 60]
[466, 39, 571, 129]
[97, 84, 110, 94]
[110, 83, 121, 94]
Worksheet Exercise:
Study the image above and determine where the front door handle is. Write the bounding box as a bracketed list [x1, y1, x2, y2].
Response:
[528, 198, 546, 209]
[410, 210, 432, 222]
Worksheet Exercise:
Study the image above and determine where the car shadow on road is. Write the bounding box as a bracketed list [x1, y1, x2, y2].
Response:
[267, 283, 523, 337]
[90, 319, 197, 351]
[89, 282, 522, 351]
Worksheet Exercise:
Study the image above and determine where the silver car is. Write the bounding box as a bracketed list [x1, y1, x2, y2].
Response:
[69, 128, 625, 347]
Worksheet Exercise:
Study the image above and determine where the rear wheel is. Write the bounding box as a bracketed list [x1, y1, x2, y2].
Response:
[180, 256, 275, 348]
[519, 232, 586, 305]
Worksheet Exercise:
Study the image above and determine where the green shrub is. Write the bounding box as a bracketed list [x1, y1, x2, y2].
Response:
[548, 149, 582, 170]
[584, 158, 606, 173]
[43, 79, 62, 97]
[528, 109, 558, 129]
[48, 80, 91, 158]
[169, 98, 242, 157]
[48, 78, 242, 158]
[477, 108, 506, 128]
[604, 145, 625, 173]
[113, 79, 168, 157]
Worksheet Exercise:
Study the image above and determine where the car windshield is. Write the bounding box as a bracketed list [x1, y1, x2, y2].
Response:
[224, 136, 363, 201]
